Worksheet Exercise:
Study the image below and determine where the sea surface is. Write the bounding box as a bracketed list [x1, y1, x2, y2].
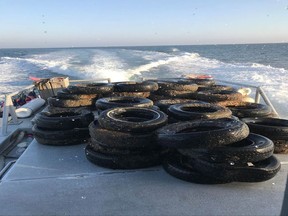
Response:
[0, 43, 287, 117]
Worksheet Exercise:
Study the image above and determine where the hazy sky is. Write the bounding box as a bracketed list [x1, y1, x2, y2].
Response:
[1, 0, 288, 48]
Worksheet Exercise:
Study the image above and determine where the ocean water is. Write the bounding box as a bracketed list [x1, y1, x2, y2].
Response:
[0, 44, 287, 117]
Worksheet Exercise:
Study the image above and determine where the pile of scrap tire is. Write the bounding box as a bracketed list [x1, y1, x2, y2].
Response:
[157, 118, 280, 184]
[108, 81, 159, 98]
[166, 102, 232, 123]
[95, 96, 155, 114]
[87, 107, 168, 169]
[47, 83, 114, 113]
[32, 110, 93, 145]
[149, 79, 275, 118]
[149, 79, 199, 101]
[31, 78, 285, 184]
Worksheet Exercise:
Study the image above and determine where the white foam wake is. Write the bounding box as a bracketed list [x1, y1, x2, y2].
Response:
[79, 50, 129, 82]
[126, 52, 210, 76]
[1, 48, 287, 117]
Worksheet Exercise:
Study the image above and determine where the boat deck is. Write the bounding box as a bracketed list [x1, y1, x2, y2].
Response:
[0, 125, 287, 215]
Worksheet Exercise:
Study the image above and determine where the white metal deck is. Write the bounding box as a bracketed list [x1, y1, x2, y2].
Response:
[0, 135, 287, 215]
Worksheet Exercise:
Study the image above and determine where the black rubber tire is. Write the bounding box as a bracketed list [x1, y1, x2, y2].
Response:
[154, 89, 198, 98]
[35, 136, 87, 146]
[197, 85, 234, 92]
[34, 110, 94, 130]
[157, 118, 249, 148]
[85, 145, 161, 169]
[98, 107, 168, 132]
[89, 121, 158, 149]
[57, 90, 98, 100]
[214, 100, 248, 107]
[178, 133, 274, 163]
[242, 117, 288, 153]
[162, 152, 231, 184]
[109, 92, 151, 98]
[47, 105, 92, 113]
[95, 96, 153, 111]
[242, 117, 288, 136]
[157, 81, 198, 92]
[114, 81, 158, 92]
[148, 94, 171, 102]
[150, 105, 160, 111]
[193, 155, 281, 182]
[32, 125, 90, 140]
[195, 90, 243, 102]
[168, 103, 232, 120]
[155, 99, 207, 114]
[48, 97, 95, 108]
[66, 83, 114, 94]
[96, 106, 159, 115]
[88, 139, 148, 155]
[168, 116, 180, 124]
[227, 103, 272, 118]
[177, 78, 216, 86]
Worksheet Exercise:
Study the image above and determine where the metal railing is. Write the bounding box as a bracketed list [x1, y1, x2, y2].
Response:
[215, 79, 279, 116]
[0, 78, 111, 136]
[0, 77, 279, 136]
[1, 85, 34, 136]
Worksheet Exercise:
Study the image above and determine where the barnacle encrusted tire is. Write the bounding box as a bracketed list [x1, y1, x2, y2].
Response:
[215, 100, 248, 107]
[154, 89, 198, 98]
[178, 133, 274, 163]
[109, 91, 151, 98]
[85, 145, 161, 169]
[34, 110, 94, 130]
[162, 152, 231, 184]
[89, 121, 158, 149]
[157, 81, 198, 91]
[157, 118, 249, 149]
[114, 81, 158, 92]
[192, 155, 281, 182]
[168, 103, 232, 120]
[148, 94, 171, 102]
[95, 96, 153, 111]
[155, 99, 207, 113]
[57, 90, 98, 100]
[226, 102, 272, 118]
[197, 85, 234, 92]
[177, 78, 216, 86]
[66, 83, 114, 94]
[47, 105, 92, 113]
[48, 97, 95, 108]
[98, 107, 168, 132]
[195, 90, 243, 102]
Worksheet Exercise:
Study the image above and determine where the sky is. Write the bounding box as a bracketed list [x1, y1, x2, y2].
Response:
[1, 0, 288, 48]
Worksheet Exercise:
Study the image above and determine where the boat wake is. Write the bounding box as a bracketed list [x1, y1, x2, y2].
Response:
[0, 47, 287, 117]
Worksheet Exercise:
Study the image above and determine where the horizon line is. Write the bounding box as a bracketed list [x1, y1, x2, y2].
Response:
[1, 41, 288, 49]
